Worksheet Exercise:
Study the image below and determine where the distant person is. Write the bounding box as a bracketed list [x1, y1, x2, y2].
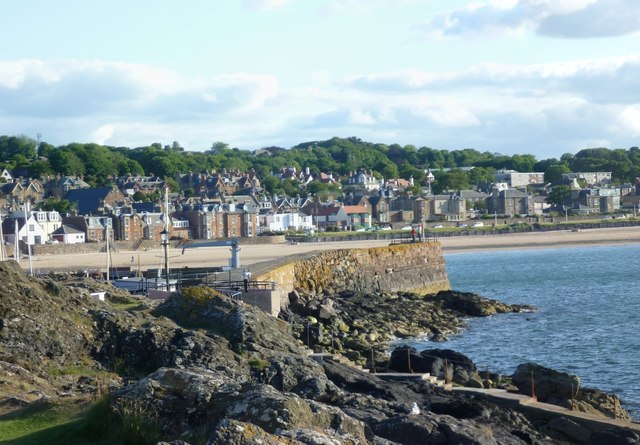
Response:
[411, 227, 416, 242]
[417, 225, 423, 242]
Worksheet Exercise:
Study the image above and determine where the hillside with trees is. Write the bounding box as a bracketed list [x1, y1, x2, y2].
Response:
[1, 134, 639, 196]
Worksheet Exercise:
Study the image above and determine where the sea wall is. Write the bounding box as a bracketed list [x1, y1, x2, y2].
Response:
[253, 242, 450, 311]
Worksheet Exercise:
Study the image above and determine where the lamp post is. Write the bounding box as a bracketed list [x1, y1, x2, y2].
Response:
[160, 229, 169, 290]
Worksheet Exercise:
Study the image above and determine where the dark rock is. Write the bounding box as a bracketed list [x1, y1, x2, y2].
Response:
[430, 290, 533, 317]
[544, 417, 591, 443]
[207, 419, 290, 445]
[512, 363, 631, 420]
[589, 428, 640, 445]
[430, 399, 490, 420]
[224, 384, 372, 443]
[387, 347, 477, 385]
[372, 415, 447, 445]
[512, 363, 580, 404]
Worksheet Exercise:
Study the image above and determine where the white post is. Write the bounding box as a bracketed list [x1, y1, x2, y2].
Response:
[25, 202, 33, 275]
[14, 218, 19, 263]
[0, 211, 4, 261]
[105, 225, 110, 282]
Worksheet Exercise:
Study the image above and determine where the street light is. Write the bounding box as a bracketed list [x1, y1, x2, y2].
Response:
[160, 229, 169, 290]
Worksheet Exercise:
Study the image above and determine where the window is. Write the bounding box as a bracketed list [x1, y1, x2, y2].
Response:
[29, 224, 35, 232]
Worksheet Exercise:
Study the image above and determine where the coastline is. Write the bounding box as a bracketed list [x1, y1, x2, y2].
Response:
[26, 225, 640, 273]
[437, 225, 640, 254]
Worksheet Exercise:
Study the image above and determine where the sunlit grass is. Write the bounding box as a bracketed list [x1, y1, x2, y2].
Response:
[0, 396, 162, 445]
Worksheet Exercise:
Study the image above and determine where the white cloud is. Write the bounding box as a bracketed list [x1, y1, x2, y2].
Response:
[620, 105, 640, 136]
[416, 0, 640, 39]
[243, 0, 296, 11]
[90, 124, 115, 145]
[0, 56, 639, 157]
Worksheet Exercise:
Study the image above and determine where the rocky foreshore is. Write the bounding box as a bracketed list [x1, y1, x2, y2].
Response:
[282, 289, 534, 366]
[0, 261, 637, 444]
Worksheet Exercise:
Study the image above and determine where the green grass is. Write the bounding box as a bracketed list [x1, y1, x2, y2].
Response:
[0, 400, 87, 445]
[47, 366, 117, 379]
[0, 396, 162, 445]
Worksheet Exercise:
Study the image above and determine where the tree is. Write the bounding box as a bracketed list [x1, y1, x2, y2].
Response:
[38, 198, 75, 214]
[546, 185, 571, 208]
[49, 149, 85, 176]
[261, 175, 280, 195]
[543, 163, 570, 184]
[132, 191, 149, 202]
[208, 142, 230, 154]
[467, 167, 495, 185]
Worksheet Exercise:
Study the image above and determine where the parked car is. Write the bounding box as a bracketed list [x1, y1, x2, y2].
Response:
[472, 222, 484, 227]
[458, 223, 468, 228]
[400, 225, 413, 231]
[432, 224, 444, 229]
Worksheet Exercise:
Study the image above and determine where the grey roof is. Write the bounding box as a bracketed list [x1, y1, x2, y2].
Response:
[65, 187, 115, 215]
[458, 190, 488, 199]
[52, 224, 84, 235]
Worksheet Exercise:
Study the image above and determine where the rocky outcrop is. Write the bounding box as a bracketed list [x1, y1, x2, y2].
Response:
[512, 363, 631, 420]
[283, 289, 532, 367]
[0, 261, 635, 444]
[388, 347, 479, 385]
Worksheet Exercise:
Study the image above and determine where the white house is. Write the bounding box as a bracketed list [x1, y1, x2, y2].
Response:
[315, 205, 349, 229]
[2, 215, 47, 246]
[31, 210, 62, 241]
[263, 212, 313, 232]
[51, 225, 86, 244]
[0, 168, 13, 183]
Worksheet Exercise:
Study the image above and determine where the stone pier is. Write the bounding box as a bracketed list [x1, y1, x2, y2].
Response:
[250, 242, 450, 316]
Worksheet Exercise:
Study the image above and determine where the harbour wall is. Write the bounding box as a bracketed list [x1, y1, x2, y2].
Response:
[252, 242, 450, 314]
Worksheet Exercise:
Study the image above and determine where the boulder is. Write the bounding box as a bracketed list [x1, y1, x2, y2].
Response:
[512, 363, 580, 404]
[387, 347, 477, 385]
[544, 417, 591, 443]
[225, 384, 372, 444]
[207, 419, 291, 445]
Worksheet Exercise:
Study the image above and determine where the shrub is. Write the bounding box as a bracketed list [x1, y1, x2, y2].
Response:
[248, 358, 268, 371]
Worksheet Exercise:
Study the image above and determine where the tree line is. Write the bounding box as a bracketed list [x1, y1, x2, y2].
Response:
[1, 135, 639, 197]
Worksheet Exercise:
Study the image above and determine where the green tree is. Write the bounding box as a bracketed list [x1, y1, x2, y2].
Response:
[132, 191, 149, 202]
[546, 185, 571, 207]
[49, 149, 85, 176]
[38, 198, 75, 214]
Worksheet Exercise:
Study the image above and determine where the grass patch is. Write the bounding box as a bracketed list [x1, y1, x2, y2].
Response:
[47, 366, 117, 379]
[107, 295, 148, 312]
[248, 358, 268, 371]
[0, 396, 162, 445]
[0, 400, 87, 445]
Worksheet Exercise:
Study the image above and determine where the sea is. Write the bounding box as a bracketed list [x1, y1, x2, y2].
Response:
[405, 244, 640, 419]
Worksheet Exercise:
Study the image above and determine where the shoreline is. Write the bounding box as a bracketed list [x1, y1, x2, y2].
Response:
[25, 226, 640, 273]
[438, 226, 640, 254]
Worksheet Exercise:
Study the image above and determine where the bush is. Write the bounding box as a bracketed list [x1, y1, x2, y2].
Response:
[248, 358, 268, 371]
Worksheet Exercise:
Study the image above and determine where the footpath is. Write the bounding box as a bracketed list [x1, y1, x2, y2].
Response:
[309, 348, 640, 438]
[452, 386, 640, 436]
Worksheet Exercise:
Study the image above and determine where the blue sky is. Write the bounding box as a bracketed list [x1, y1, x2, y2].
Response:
[1, 0, 640, 159]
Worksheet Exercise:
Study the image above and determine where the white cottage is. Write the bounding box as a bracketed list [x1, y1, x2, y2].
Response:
[1, 215, 47, 245]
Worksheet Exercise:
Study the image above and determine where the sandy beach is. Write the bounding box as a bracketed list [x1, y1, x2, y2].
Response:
[22, 226, 640, 274]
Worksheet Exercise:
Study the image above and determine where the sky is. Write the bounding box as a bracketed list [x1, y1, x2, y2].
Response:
[1, 0, 640, 159]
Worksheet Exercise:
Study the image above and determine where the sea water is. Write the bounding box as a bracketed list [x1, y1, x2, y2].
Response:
[408, 244, 640, 418]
